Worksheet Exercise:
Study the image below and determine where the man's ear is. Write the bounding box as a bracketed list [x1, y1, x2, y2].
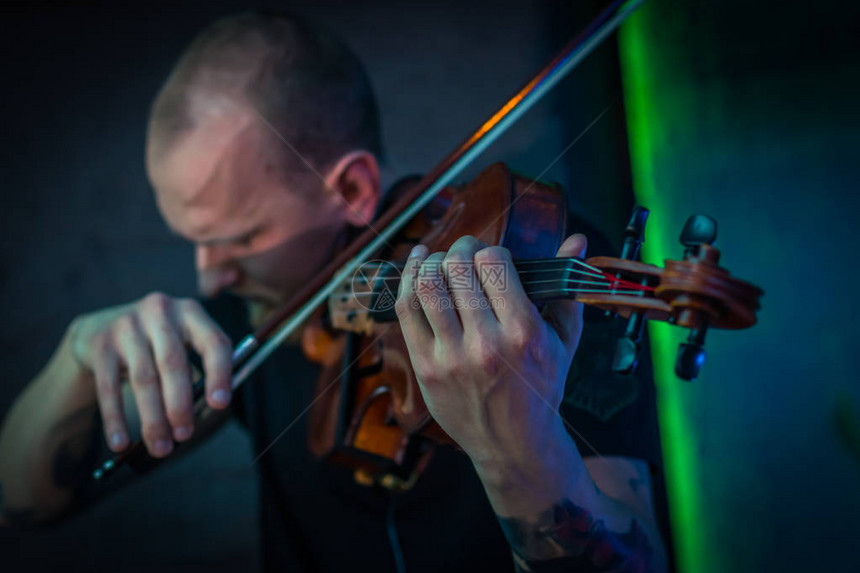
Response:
[323, 151, 381, 227]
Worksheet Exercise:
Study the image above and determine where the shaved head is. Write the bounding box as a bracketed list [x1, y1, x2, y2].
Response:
[147, 11, 383, 179]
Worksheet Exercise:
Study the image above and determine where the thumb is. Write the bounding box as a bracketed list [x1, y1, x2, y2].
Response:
[558, 232, 588, 259]
[542, 233, 587, 353]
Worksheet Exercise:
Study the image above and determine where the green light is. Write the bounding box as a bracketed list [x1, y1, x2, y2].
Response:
[617, 8, 716, 573]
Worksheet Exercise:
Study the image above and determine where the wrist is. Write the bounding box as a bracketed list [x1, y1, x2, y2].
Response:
[470, 422, 561, 485]
[470, 417, 594, 517]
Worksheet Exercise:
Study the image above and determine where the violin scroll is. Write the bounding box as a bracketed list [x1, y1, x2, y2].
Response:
[596, 209, 762, 381]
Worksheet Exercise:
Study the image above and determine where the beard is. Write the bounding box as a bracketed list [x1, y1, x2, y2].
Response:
[245, 297, 276, 328]
[225, 286, 281, 328]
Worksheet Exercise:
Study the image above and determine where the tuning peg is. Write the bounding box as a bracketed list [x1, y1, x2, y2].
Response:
[672, 213, 718, 380]
[621, 206, 650, 260]
[680, 214, 717, 256]
[675, 327, 707, 381]
[610, 206, 651, 374]
[612, 333, 639, 374]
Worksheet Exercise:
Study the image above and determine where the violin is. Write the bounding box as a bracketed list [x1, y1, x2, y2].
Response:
[92, 0, 762, 484]
[302, 162, 762, 490]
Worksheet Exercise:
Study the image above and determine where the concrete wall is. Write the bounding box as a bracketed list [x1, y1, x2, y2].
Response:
[618, 1, 860, 571]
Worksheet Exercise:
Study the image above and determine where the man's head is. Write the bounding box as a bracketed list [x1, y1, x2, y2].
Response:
[146, 11, 383, 325]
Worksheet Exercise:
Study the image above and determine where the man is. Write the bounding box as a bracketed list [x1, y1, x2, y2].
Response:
[0, 11, 667, 572]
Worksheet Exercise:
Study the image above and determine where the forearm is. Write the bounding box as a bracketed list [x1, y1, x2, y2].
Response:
[472, 418, 666, 572]
[0, 324, 100, 525]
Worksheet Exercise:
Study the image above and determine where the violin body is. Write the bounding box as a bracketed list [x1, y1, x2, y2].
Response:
[306, 163, 568, 488]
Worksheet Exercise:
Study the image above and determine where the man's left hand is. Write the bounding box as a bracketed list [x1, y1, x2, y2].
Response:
[395, 233, 588, 468]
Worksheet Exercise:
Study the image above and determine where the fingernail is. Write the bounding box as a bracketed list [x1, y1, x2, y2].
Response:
[409, 244, 425, 259]
[211, 389, 230, 406]
[110, 432, 127, 449]
[153, 439, 173, 457]
[173, 426, 193, 441]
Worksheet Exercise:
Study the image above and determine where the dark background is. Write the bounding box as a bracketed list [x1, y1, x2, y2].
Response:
[0, 1, 857, 572]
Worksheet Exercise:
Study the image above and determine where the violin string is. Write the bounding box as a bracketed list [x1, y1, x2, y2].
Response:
[525, 286, 647, 297]
[347, 281, 649, 298]
[346, 263, 609, 285]
[345, 255, 658, 301]
[343, 276, 626, 295]
[346, 280, 652, 297]
[520, 277, 629, 288]
[520, 265, 606, 279]
[343, 254, 656, 300]
[349, 263, 610, 290]
[345, 287, 646, 299]
[516, 257, 604, 274]
[345, 267, 652, 293]
[342, 270, 604, 286]
[356, 257, 602, 273]
[518, 263, 652, 291]
[345, 275, 643, 291]
[517, 267, 650, 291]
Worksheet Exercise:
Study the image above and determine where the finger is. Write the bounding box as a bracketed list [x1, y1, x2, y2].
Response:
[177, 299, 233, 410]
[92, 343, 129, 452]
[542, 233, 588, 351]
[443, 236, 494, 333]
[395, 244, 433, 348]
[474, 245, 535, 325]
[139, 300, 194, 442]
[416, 251, 461, 340]
[116, 316, 174, 458]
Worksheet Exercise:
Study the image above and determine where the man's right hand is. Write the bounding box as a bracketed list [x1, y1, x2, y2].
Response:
[69, 292, 233, 458]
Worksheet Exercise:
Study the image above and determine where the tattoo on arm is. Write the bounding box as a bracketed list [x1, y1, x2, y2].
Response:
[499, 499, 653, 573]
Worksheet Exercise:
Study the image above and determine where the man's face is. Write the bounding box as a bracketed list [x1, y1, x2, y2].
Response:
[146, 103, 345, 325]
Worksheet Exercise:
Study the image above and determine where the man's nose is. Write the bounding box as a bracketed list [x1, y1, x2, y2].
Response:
[195, 245, 240, 297]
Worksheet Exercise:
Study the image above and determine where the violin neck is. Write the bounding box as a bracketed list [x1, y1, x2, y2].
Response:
[514, 257, 590, 304]
[335, 256, 636, 333]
